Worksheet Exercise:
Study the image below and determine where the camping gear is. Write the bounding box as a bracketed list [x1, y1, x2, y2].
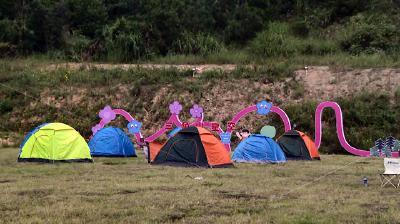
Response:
[277, 130, 320, 160]
[18, 123, 92, 163]
[148, 126, 233, 168]
[260, 125, 276, 138]
[380, 158, 400, 188]
[232, 134, 286, 163]
[89, 126, 136, 157]
[363, 176, 368, 187]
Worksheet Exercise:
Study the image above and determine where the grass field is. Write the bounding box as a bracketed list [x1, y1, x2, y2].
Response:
[0, 148, 399, 223]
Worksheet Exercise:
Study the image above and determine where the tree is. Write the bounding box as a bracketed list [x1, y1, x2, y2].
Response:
[67, 0, 107, 37]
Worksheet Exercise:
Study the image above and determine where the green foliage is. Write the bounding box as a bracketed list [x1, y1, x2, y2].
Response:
[339, 14, 400, 55]
[300, 38, 339, 55]
[290, 20, 310, 38]
[250, 22, 339, 57]
[395, 87, 400, 105]
[0, 99, 13, 114]
[67, 0, 107, 38]
[0, 0, 399, 61]
[171, 32, 223, 56]
[0, 42, 16, 57]
[64, 34, 91, 61]
[102, 18, 151, 61]
[0, 19, 18, 42]
[250, 23, 297, 57]
[305, 0, 366, 28]
[223, 2, 264, 44]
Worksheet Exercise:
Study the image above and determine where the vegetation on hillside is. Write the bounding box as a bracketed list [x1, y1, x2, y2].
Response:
[1, 0, 400, 63]
[0, 63, 399, 153]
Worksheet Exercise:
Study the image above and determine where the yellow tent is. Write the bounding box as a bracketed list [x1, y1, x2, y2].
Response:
[19, 123, 93, 163]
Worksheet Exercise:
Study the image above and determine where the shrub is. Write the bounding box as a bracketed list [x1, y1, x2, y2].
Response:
[249, 22, 299, 57]
[0, 19, 18, 42]
[395, 87, 400, 105]
[0, 99, 13, 114]
[290, 20, 310, 38]
[299, 39, 339, 55]
[250, 22, 338, 57]
[339, 14, 400, 55]
[102, 18, 152, 62]
[171, 32, 223, 56]
[0, 42, 17, 57]
[64, 33, 91, 61]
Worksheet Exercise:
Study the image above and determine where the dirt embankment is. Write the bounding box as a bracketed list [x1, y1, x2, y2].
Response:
[45, 63, 400, 100]
[296, 66, 400, 101]
[2, 64, 400, 146]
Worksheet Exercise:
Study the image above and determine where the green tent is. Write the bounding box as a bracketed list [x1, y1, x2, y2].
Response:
[18, 123, 93, 163]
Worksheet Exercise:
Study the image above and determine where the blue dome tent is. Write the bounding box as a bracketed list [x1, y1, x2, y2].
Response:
[232, 135, 286, 163]
[89, 127, 137, 157]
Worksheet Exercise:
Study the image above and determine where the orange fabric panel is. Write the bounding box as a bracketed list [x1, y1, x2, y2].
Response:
[197, 127, 213, 135]
[298, 131, 320, 159]
[198, 127, 232, 166]
[149, 142, 165, 161]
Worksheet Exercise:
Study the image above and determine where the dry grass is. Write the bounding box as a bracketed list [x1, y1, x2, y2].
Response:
[0, 148, 399, 223]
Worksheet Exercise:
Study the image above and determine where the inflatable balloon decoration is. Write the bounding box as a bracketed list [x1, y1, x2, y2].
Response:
[314, 102, 398, 157]
[370, 136, 400, 157]
[90, 100, 288, 151]
[91, 105, 144, 145]
[90, 100, 395, 157]
[221, 100, 291, 151]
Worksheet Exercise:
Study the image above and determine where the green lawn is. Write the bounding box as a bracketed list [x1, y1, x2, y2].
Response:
[0, 148, 398, 223]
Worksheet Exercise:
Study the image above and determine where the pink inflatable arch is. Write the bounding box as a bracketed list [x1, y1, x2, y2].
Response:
[90, 101, 392, 157]
[144, 103, 224, 143]
[222, 104, 291, 151]
[315, 101, 398, 157]
[91, 108, 143, 144]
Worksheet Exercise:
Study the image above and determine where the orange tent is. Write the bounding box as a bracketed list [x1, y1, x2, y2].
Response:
[149, 126, 233, 168]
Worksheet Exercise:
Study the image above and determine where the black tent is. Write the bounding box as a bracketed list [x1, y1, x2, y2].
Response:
[149, 126, 233, 167]
[277, 130, 320, 160]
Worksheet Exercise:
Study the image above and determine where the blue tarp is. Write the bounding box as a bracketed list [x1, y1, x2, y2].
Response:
[232, 134, 286, 163]
[89, 126, 136, 157]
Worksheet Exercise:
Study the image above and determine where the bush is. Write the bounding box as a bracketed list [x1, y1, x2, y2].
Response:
[0, 42, 16, 57]
[64, 33, 91, 61]
[223, 3, 264, 44]
[102, 18, 152, 62]
[171, 32, 223, 56]
[339, 14, 400, 55]
[249, 22, 299, 57]
[0, 99, 13, 114]
[290, 20, 310, 38]
[395, 87, 400, 105]
[250, 22, 339, 57]
[299, 39, 339, 55]
[0, 19, 18, 42]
